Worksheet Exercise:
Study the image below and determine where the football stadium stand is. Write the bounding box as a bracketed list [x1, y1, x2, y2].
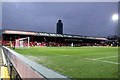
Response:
[2, 29, 112, 47]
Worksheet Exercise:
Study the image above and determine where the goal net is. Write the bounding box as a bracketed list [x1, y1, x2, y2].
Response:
[15, 37, 30, 49]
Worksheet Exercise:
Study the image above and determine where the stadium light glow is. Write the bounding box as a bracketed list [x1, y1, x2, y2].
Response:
[112, 14, 118, 36]
[112, 14, 118, 21]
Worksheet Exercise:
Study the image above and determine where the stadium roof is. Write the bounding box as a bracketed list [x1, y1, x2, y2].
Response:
[2, 29, 108, 41]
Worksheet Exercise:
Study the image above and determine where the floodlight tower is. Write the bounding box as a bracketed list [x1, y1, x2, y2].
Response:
[112, 14, 119, 46]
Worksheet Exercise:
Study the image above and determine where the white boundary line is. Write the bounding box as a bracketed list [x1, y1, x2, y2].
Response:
[85, 57, 119, 65]
[95, 59, 119, 64]
[92, 56, 118, 60]
[86, 58, 119, 65]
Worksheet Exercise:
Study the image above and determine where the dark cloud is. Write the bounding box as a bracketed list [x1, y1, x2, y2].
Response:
[2, 2, 118, 37]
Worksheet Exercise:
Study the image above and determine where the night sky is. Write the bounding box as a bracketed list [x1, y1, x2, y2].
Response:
[2, 2, 118, 37]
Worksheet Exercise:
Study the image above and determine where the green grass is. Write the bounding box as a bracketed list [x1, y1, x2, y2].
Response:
[14, 46, 118, 78]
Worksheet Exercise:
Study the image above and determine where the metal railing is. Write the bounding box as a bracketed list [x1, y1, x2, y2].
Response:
[2, 46, 69, 79]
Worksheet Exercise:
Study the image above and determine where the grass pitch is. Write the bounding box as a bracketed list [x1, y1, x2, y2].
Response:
[14, 47, 118, 78]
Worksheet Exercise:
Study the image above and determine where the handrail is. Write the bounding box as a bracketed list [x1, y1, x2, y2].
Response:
[2, 46, 69, 79]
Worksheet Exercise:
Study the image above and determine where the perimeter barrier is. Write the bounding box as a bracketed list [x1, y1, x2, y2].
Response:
[2, 46, 69, 80]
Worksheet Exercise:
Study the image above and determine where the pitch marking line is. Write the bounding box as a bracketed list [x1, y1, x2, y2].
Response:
[86, 57, 119, 65]
[92, 56, 118, 60]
